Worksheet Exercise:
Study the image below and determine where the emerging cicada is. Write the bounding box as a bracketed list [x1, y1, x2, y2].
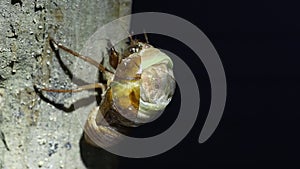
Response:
[40, 36, 176, 148]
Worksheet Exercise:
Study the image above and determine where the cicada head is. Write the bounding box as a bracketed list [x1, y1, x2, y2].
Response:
[111, 42, 176, 125]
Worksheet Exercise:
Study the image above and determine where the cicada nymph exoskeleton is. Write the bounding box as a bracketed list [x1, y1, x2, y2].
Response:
[39, 35, 176, 148]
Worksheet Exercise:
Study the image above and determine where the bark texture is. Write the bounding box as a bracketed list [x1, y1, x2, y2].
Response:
[0, 0, 131, 168]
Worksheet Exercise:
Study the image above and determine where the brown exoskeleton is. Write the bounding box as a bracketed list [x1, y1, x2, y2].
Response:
[38, 35, 176, 148]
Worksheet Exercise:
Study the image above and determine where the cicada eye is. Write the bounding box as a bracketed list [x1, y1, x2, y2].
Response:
[129, 46, 140, 53]
[129, 47, 136, 53]
[135, 47, 140, 53]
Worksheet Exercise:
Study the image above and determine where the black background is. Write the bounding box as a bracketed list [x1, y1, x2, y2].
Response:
[85, 0, 300, 169]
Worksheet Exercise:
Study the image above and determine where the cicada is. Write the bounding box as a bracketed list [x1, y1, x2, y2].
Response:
[40, 35, 176, 148]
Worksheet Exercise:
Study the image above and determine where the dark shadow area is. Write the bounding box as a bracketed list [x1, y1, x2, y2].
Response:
[34, 38, 104, 112]
[34, 85, 101, 113]
[49, 39, 90, 87]
[117, 0, 300, 168]
[80, 134, 120, 169]
[34, 85, 75, 112]
[11, 0, 22, 6]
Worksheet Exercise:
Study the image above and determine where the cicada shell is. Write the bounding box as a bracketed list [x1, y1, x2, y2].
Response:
[84, 41, 176, 148]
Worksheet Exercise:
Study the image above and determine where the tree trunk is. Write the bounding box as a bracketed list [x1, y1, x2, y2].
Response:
[0, 0, 131, 168]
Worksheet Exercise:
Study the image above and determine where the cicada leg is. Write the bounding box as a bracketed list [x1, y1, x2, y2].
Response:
[39, 83, 106, 94]
[108, 46, 120, 69]
[49, 37, 113, 74]
[143, 31, 149, 44]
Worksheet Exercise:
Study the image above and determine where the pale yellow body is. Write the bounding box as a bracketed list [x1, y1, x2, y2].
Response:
[84, 42, 176, 148]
